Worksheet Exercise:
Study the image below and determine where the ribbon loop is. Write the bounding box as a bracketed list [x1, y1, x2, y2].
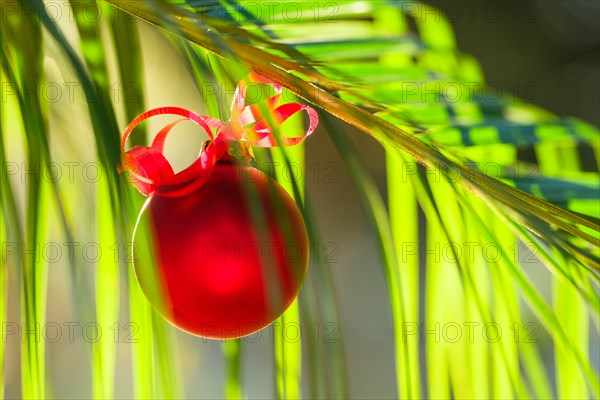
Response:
[243, 103, 319, 147]
[120, 106, 214, 155]
[119, 107, 215, 196]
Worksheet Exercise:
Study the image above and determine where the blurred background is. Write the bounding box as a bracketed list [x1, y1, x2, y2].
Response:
[424, 0, 600, 127]
[2, 1, 599, 399]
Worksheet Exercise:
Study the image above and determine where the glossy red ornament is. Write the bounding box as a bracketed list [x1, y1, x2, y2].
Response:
[133, 160, 309, 339]
[119, 74, 318, 339]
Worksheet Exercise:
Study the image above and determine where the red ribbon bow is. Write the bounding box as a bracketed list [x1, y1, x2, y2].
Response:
[119, 73, 318, 196]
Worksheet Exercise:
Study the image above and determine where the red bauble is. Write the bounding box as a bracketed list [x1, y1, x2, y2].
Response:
[132, 161, 309, 339]
[120, 80, 319, 340]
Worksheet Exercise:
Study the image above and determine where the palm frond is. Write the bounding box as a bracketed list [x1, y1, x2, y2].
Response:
[2, 0, 598, 398]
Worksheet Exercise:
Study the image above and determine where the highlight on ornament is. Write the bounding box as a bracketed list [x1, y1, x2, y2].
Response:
[118, 73, 318, 339]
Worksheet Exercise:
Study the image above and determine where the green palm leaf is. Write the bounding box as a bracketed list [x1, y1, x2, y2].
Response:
[3, 0, 598, 398]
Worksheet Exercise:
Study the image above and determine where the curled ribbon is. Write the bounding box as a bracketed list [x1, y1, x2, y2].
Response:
[119, 73, 318, 197]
